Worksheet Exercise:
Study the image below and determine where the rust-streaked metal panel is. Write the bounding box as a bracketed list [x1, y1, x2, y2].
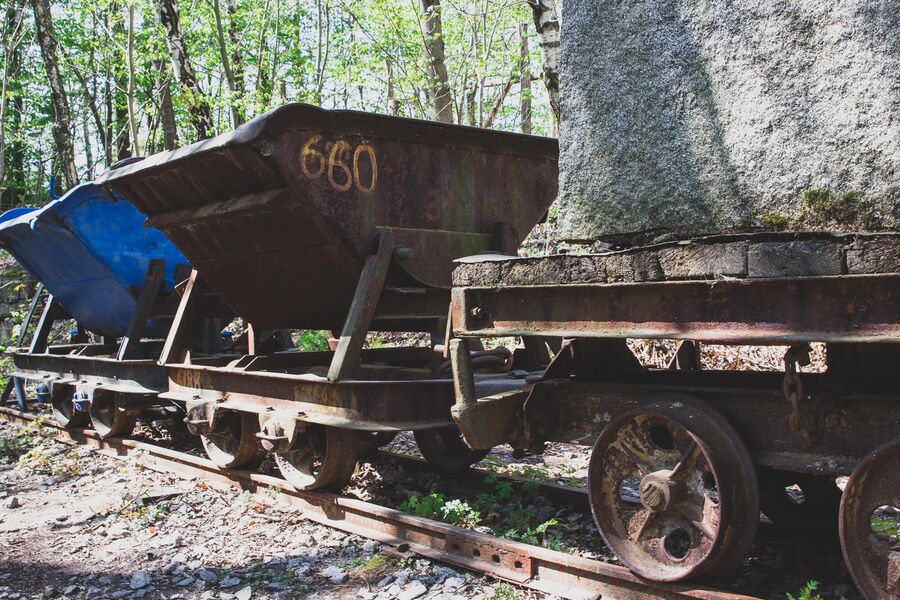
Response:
[10, 350, 165, 395]
[452, 274, 900, 344]
[98, 104, 558, 330]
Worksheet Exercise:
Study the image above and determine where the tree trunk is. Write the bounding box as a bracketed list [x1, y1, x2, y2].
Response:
[68, 62, 109, 166]
[82, 109, 94, 179]
[385, 59, 400, 116]
[125, 3, 140, 155]
[0, 1, 25, 191]
[0, 0, 25, 208]
[482, 75, 513, 129]
[314, 0, 329, 105]
[418, 0, 453, 123]
[111, 5, 131, 160]
[156, 0, 214, 140]
[227, 0, 245, 103]
[212, 0, 242, 127]
[255, 2, 272, 111]
[526, 0, 560, 125]
[518, 23, 532, 135]
[153, 60, 178, 150]
[31, 0, 79, 189]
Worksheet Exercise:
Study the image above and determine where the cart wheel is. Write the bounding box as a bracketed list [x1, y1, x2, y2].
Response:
[759, 467, 841, 532]
[587, 396, 759, 582]
[88, 391, 137, 438]
[274, 425, 358, 491]
[414, 426, 489, 476]
[357, 431, 398, 459]
[839, 438, 900, 600]
[50, 384, 88, 428]
[201, 410, 263, 469]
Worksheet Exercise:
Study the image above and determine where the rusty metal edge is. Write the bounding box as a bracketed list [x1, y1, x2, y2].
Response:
[0, 406, 758, 600]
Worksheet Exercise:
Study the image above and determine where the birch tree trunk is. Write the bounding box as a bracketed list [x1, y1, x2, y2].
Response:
[153, 60, 178, 151]
[518, 23, 532, 135]
[418, 0, 453, 123]
[156, 0, 214, 140]
[31, 0, 79, 188]
[385, 59, 400, 116]
[526, 0, 560, 124]
[125, 4, 140, 154]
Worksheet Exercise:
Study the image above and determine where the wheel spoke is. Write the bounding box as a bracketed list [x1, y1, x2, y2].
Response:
[615, 440, 652, 477]
[630, 508, 656, 542]
[671, 440, 701, 478]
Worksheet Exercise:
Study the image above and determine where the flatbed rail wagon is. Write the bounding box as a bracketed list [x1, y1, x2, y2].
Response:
[449, 233, 900, 599]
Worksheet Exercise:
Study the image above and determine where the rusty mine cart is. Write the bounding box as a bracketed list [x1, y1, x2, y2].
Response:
[97, 103, 559, 491]
[449, 235, 900, 599]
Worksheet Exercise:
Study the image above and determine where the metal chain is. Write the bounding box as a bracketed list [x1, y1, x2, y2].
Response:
[782, 343, 819, 448]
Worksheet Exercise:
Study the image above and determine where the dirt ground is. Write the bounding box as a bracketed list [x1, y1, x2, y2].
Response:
[0, 419, 540, 600]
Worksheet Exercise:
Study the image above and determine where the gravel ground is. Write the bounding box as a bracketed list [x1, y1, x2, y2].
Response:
[0, 419, 543, 600]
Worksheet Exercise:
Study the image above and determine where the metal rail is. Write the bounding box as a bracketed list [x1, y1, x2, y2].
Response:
[0, 406, 758, 600]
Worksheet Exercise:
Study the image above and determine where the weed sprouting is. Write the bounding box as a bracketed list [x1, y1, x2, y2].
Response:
[787, 580, 823, 600]
[396, 472, 562, 550]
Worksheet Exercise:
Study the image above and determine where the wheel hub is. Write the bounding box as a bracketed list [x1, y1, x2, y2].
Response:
[639, 470, 684, 512]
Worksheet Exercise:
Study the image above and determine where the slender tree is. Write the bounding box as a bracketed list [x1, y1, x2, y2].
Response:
[153, 60, 178, 150]
[526, 0, 559, 124]
[0, 0, 26, 195]
[156, 0, 214, 140]
[31, 0, 79, 188]
[212, 0, 243, 126]
[418, 0, 452, 123]
[519, 23, 531, 135]
[111, 4, 132, 160]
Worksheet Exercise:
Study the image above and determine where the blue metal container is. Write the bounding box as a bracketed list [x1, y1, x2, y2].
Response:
[0, 183, 189, 338]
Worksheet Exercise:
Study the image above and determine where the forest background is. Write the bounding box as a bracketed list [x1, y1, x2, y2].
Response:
[0, 0, 560, 209]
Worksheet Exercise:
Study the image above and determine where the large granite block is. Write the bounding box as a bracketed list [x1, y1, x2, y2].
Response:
[558, 0, 899, 242]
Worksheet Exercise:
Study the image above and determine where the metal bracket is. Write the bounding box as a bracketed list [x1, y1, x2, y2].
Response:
[328, 232, 395, 381]
[117, 259, 166, 361]
[160, 270, 200, 365]
[2, 283, 46, 409]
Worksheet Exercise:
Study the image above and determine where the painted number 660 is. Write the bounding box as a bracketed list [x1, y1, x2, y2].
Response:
[299, 134, 378, 193]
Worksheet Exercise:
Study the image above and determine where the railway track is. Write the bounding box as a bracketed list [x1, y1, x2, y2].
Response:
[0, 405, 755, 600]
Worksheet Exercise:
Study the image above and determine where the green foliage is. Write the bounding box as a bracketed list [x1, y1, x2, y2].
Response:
[295, 329, 330, 352]
[760, 212, 791, 231]
[397, 472, 563, 550]
[120, 503, 169, 528]
[871, 515, 899, 540]
[803, 188, 875, 228]
[786, 580, 823, 600]
[397, 491, 481, 528]
[2, 0, 552, 207]
[0, 417, 49, 462]
[491, 582, 519, 599]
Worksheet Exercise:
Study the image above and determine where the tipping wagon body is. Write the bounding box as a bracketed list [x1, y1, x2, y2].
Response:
[0, 183, 188, 338]
[97, 104, 559, 484]
[99, 103, 558, 331]
[0, 182, 199, 434]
